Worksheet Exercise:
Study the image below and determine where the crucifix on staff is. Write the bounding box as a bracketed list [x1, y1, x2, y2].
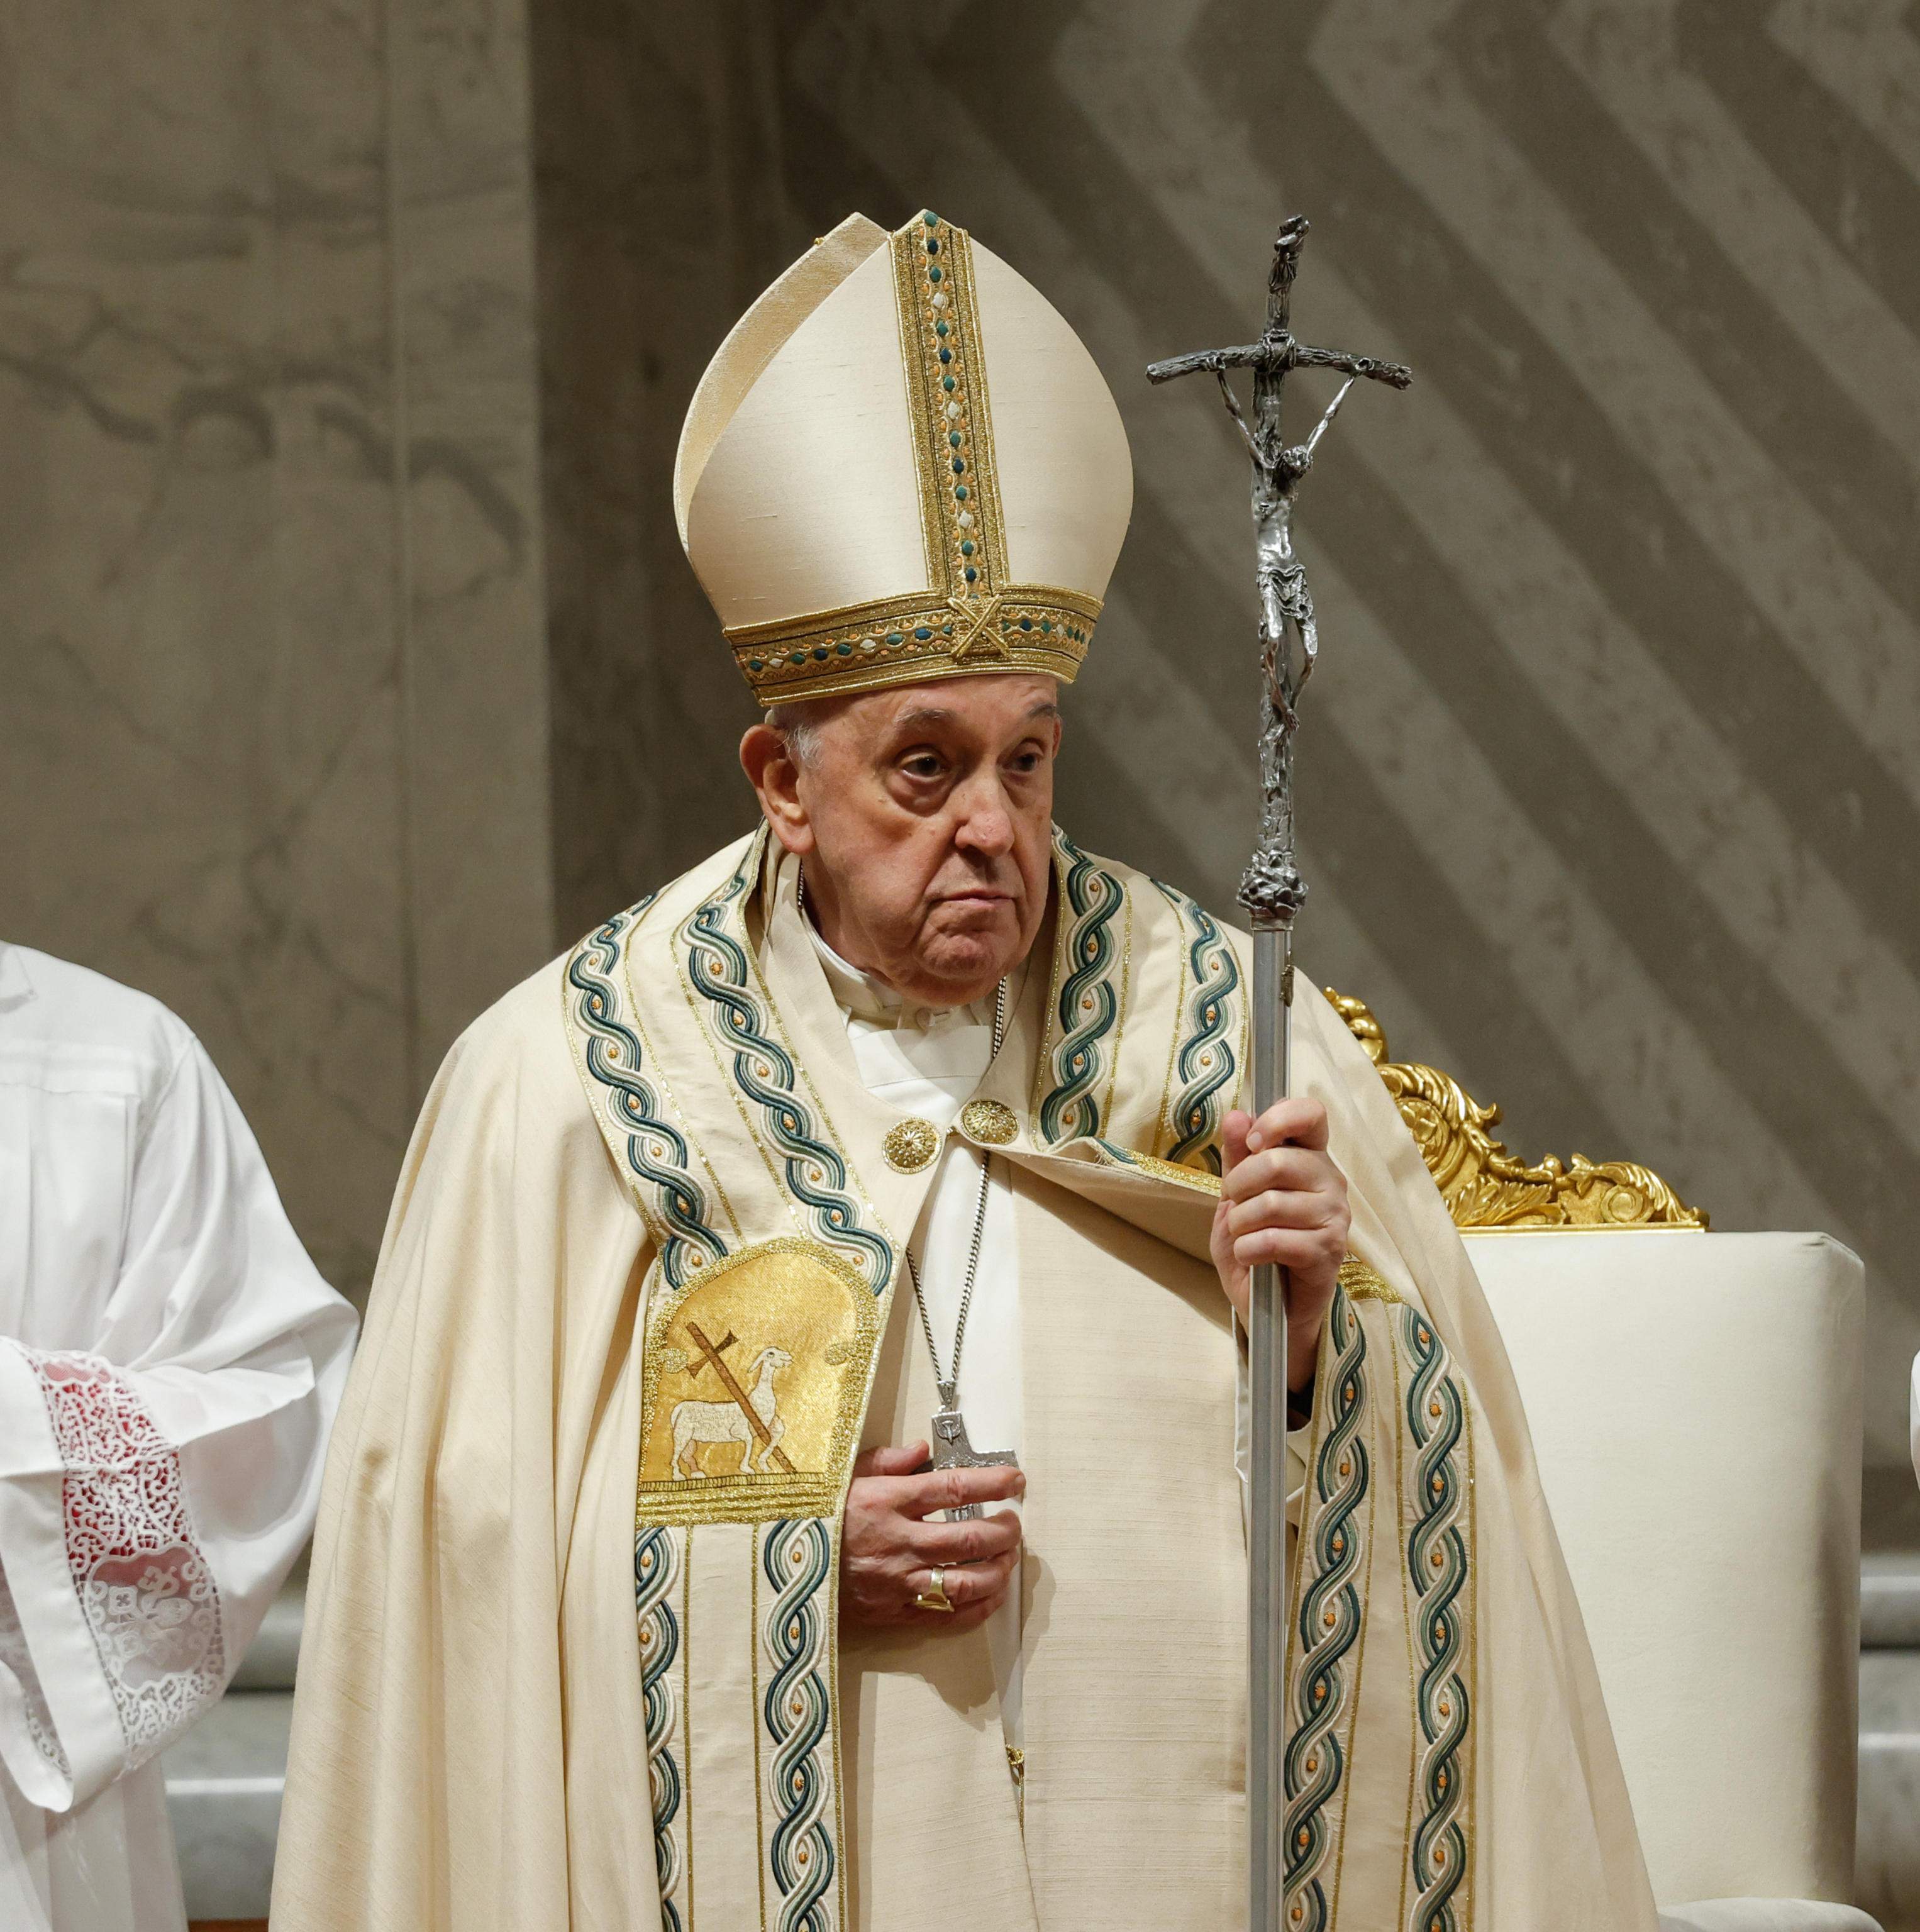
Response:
[1148, 213, 1409, 1932]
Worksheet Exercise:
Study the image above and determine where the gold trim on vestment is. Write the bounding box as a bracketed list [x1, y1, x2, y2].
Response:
[1090, 1143, 1222, 1193]
[1338, 1255, 1402, 1302]
[1462, 1395, 1480, 1924]
[725, 586, 1097, 705]
[1392, 1313, 1418, 1932]
[750, 1522, 767, 1932]
[682, 1526, 696, 1926]
[893, 211, 1009, 596]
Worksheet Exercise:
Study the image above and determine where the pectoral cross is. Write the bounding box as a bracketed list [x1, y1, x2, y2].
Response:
[929, 1379, 1018, 1522]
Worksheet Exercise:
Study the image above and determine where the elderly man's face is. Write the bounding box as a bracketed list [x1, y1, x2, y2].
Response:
[740, 673, 1061, 1007]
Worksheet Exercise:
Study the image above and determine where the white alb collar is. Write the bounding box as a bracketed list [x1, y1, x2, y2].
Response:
[796, 880, 990, 1035]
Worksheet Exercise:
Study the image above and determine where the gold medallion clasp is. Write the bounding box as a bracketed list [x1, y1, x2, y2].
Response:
[883, 1118, 941, 1172]
[960, 1097, 1019, 1146]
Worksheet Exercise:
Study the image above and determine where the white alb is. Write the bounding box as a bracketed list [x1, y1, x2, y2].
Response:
[0, 944, 357, 1932]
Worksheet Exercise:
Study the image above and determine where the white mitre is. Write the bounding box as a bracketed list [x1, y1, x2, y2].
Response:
[674, 208, 1134, 707]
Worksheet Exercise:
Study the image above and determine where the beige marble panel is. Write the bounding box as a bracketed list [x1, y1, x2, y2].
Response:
[530, 0, 775, 940]
[0, 0, 552, 1307]
[388, 0, 555, 1067]
[0, 1, 409, 1301]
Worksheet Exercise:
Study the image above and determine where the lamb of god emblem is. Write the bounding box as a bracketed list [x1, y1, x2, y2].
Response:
[636, 1238, 881, 1526]
[669, 1323, 794, 1477]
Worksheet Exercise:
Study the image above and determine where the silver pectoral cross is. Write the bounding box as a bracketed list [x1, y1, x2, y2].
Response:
[929, 1380, 1019, 1521]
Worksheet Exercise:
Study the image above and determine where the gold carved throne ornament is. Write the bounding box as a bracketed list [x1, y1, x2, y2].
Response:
[1329, 991, 1707, 1232]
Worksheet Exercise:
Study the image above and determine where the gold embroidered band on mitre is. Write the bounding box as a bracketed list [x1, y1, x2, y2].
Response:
[726, 212, 1104, 707]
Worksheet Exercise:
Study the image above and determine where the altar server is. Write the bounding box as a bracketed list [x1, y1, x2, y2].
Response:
[0, 943, 357, 1932]
[274, 210, 1657, 1931]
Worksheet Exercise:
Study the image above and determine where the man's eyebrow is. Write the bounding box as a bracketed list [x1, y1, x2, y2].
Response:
[889, 699, 1061, 733]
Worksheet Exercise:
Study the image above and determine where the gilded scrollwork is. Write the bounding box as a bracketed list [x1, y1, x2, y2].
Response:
[1326, 991, 1707, 1231]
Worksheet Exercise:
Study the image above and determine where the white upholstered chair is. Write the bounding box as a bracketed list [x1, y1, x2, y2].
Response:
[1334, 994, 1875, 1932]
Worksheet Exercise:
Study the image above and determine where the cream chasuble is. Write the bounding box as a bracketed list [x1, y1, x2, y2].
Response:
[274, 823, 1658, 1932]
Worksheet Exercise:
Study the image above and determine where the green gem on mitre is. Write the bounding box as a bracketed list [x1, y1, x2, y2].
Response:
[913, 626, 932, 640]
[748, 657, 765, 672]
[941, 376, 956, 392]
[954, 484, 968, 499]
[835, 641, 852, 655]
[928, 265, 943, 282]
[789, 650, 807, 665]
[923, 211, 940, 227]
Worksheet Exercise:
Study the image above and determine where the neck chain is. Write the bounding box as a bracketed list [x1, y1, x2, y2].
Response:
[906, 974, 1008, 1404]
[797, 860, 1009, 1407]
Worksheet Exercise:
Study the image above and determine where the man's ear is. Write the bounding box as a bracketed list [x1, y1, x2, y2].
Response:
[739, 724, 814, 856]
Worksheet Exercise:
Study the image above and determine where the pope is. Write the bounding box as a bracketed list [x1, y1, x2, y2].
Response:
[273, 209, 1659, 1932]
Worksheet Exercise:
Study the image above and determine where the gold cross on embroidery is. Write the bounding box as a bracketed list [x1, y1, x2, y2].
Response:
[948, 594, 1012, 662]
[684, 1320, 797, 1474]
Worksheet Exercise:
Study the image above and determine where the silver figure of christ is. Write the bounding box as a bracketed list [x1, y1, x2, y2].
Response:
[929, 1380, 1018, 1522]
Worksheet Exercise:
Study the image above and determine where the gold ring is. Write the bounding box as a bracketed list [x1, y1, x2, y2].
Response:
[913, 1567, 955, 1614]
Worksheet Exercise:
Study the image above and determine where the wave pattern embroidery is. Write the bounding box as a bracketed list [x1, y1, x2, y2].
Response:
[568, 899, 726, 1287]
[762, 1518, 836, 1932]
[1153, 881, 1243, 1167]
[1039, 831, 1126, 1143]
[635, 1526, 687, 1931]
[12, 1348, 226, 1767]
[1283, 1288, 1370, 1931]
[684, 862, 892, 1289]
[1403, 1306, 1474, 1932]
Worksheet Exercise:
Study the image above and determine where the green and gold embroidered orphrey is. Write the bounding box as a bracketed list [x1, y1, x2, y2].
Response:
[725, 213, 1102, 707]
[1282, 1257, 1480, 1932]
[565, 836, 903, 1932]
[1031, 831, 1250, 1182]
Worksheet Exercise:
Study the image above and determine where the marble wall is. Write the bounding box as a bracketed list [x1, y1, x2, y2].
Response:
[531, 1, 788, 941]
[0, 0, 552, 1306]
